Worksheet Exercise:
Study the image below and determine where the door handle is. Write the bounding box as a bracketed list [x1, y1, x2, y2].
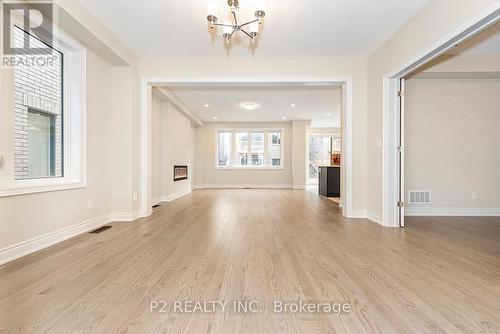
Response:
[0, 155, 4, 170]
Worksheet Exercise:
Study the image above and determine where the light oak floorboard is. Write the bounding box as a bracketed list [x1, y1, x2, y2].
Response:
[1, 189, 500, 333]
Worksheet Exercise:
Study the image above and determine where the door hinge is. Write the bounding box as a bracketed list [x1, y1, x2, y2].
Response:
[398, 90, 404, 97]
[397, 201, 405, 208]
[397, 146, 402, 152]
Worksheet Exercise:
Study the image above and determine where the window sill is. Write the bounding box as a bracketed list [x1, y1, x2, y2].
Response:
[0, 181, 86, 198]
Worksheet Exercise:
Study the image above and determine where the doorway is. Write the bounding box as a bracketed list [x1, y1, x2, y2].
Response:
[384, 11, 500, 228]
[140, 79, 355, 219]
[307, 135, 341, 185]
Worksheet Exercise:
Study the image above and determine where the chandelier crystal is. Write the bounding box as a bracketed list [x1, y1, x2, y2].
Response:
[207, 0, 266, 43]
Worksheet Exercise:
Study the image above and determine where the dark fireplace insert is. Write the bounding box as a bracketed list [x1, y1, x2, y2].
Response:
[173, 165, 188, 182]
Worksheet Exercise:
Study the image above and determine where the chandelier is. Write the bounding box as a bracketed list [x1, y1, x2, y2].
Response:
[206, 0, 266, 43]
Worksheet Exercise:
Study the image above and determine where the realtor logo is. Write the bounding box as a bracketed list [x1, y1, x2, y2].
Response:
[2, 1, 53, 56]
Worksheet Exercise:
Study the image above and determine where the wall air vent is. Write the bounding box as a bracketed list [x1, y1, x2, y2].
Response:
[90, 226, 112, 234]
[408, 191, 431, 205]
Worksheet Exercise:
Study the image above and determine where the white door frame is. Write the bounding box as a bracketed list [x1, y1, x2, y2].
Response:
[383, 7, 500, 227]
[139, 78, 354, 219]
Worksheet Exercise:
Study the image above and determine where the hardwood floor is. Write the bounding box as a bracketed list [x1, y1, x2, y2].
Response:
[1, 189, 500, 333]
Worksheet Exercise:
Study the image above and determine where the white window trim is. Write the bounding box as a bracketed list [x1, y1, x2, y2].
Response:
[215, 128, 285, 170]
[0, 21, 86, 197]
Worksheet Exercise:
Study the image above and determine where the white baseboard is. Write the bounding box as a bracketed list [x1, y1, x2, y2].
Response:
[349, 209, 367, 219]
[111, 211, 140, 222]
[405, 207, 500, 217]
[202, 184, 292, 189]
[292, 185, 306, 190]
[346, 209, 386, 226]
[152, 188, 192, 205]
[0, 210, 139, 266]
[367, 210, 384, 226]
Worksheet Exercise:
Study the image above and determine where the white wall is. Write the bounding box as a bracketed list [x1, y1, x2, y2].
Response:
[291, 121, 311, 188]
[405, 78, 500, 214]
[307, 127, 341, 136]
[195, 122, 293, 188]
[0, 49, 138, 254]
[151, 92, 195, 203]
[366, 0, 499, 221]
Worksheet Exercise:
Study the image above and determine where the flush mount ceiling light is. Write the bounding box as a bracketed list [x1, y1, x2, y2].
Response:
[241, 103, 258, 111]
[207, 0, 266, 43]
[204, 104, 209, 108]
[290, 103, 296, 108]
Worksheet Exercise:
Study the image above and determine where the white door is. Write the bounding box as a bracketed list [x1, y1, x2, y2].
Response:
[398, 78, 406, 228]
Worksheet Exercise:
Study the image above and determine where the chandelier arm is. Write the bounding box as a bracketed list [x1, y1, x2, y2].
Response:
[240, 18, 259, 27]
[213, 23, 235, 28]
[231, 10, 238, 25]
[240, 28, 254, 39]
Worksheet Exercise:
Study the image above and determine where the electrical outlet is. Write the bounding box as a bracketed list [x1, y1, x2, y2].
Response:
[87, 198, 95, 209]
[133, 192, 138, 201]
[472, 192, 479, 200]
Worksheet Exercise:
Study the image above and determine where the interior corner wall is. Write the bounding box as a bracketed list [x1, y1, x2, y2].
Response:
[109, 66, 136, 213]
[366, 0, 499, 221]
[405, 78, 500, 213]
[151, 95, 195, 203]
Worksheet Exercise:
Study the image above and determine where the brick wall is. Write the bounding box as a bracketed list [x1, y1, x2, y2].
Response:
[13, 27, 63, 179]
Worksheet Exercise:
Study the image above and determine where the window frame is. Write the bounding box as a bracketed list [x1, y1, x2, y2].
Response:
[215, 128, 285, 170]
[0, 19, 87, 197]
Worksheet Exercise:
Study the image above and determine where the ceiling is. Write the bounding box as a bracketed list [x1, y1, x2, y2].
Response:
[78, 0, 429, 58]
[159, 86, 342, 127]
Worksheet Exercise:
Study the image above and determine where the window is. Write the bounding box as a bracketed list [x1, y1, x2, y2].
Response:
[0, 22, 86, 197]
[27, 109, 59, 178]
[268, 132, 281, 167]
[13, 27, 63, 180]
[218, 132, 232, 167]
[216, 129, 283, 168]
[235, 132, 249, 166]
[251, 132, 264, 166]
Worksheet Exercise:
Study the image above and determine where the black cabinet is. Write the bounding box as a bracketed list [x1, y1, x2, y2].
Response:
[318, 166, 340, 197]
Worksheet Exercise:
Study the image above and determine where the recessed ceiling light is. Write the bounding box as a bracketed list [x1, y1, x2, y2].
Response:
[213, 116, 218, 120]
[282, 116, 287, 120]
[291, 104, 296, 108]
[204, 104, 209, 108]
[326, 113, 332, 117]
[242, 103, 258, 111]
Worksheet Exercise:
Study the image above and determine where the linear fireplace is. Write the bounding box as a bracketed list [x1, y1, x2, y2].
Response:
[173, 165, 188, 182]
